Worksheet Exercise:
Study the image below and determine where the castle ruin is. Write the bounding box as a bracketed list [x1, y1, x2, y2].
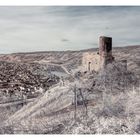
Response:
[82, 36, 115, 72]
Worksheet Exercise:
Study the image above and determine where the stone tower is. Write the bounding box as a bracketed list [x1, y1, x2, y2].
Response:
[99, 36, 114, 68]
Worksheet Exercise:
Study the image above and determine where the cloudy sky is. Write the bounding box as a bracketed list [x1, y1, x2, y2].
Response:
[0, 6, 140, 53]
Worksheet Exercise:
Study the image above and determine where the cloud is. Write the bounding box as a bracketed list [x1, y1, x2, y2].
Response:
[61, 38, 69, 42]
[0, 6, 140, 54]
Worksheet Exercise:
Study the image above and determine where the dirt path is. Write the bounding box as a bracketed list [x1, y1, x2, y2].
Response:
[0, 98, 35, 107]
[38, 61, 71, 75]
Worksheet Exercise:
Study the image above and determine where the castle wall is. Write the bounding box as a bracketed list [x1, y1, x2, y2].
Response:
[82, 52, 100, 72]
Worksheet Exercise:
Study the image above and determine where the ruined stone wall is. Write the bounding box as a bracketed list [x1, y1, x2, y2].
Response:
[82, 52, 100, 72]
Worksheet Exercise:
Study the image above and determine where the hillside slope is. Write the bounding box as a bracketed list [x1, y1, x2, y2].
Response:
[0, 45, 139, 134]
